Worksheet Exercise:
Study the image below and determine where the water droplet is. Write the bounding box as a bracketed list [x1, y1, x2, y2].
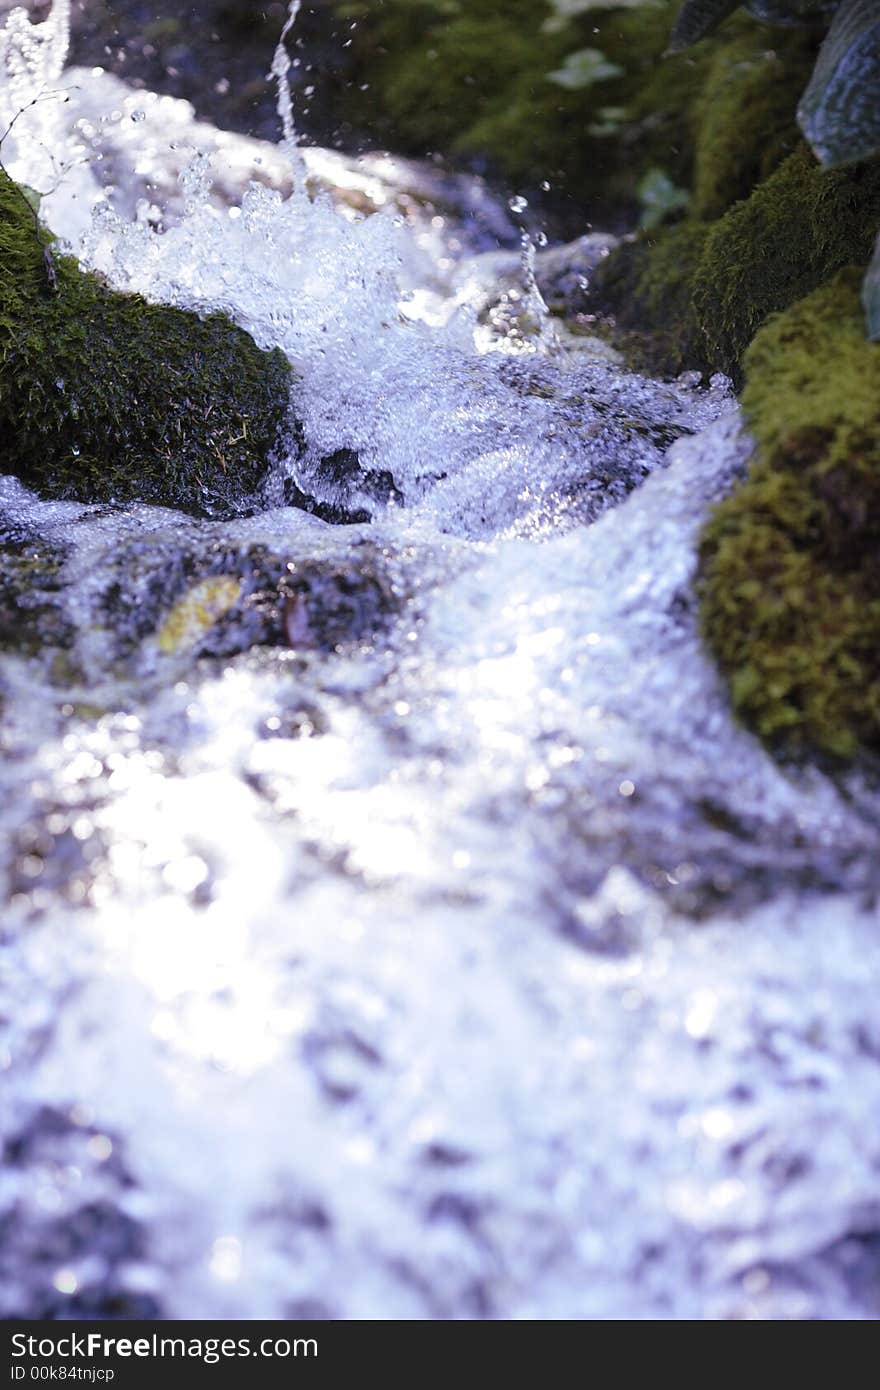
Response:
[130, 109, 146, 123]
[53, 1268, 78, 1295]
[508, 195, 528, 214]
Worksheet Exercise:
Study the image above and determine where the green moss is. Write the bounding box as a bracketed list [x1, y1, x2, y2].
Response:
[592, 142, 880, 378]
[587, 221, 712, 376]
[328, 1, 711, 220]
[693, 147, 880, 375]
[0, 170, 294, 516]
[691, 26, 818, 219]
[698, 270, 880, 760]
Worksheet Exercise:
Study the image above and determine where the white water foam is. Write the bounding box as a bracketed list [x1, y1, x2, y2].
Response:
[2, 3, 880, 1320]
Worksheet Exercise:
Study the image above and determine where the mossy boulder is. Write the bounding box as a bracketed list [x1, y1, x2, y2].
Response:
[693, 147, 880, 375]
[690, 26, 818, 220]
[591, 145, 880, 379]
[580, 13, 880, 379]
[698, 269, 880, 760]
[584, 221, 712, 377]
[0, 170, 295, 517]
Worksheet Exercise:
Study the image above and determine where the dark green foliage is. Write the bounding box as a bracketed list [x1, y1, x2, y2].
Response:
[698, 270, 880, 759]
[327, 1, 709, 223]
[0, 170, 294, 517]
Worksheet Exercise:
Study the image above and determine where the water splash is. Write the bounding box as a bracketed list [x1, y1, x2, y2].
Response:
[270, 0, 308, 189]
[2, 3, 880, 1322]
[0, 0, 71, 190]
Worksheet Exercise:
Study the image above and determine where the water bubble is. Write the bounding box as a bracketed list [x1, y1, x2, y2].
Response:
[130, 109, 145, 123]
[508, 195, 528, 214]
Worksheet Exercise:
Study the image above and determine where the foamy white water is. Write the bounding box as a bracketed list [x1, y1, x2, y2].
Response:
[1, 3, 879, 1320]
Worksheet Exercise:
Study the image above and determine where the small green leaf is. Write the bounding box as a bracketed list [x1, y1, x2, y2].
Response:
[797, 0, 880, 165]
[637, 168, 691, 228]
[863, 232, 880, 340]
[587, 105, 629, 137]
[547, 48, 624, 90]
[668, 0, 742, 52]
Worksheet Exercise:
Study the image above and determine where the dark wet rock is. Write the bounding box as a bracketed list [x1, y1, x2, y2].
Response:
[544, 772, 880, 937]
[475, 232, 619, 329]
[0, 532, 73, 657]
[258, 701, 327, 742]
[302, 1024, 383, 1104]
[86, 529, 401, 667]
[533, 234, 620, 314]
[283, 450, 403, 526]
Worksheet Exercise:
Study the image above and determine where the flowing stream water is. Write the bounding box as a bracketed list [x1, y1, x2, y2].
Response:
[1, 3, 880, 1320]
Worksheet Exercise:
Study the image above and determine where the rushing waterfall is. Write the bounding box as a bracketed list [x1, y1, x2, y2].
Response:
[1, 2, 880, 1321]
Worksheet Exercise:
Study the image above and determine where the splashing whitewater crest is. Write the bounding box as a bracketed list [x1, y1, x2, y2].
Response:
[0, 0, 70, 182]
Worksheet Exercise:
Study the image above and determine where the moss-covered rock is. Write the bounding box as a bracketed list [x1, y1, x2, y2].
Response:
[585, 221, 712, 377]
[0, 170, 295, 517]
[590, 144, 880, 378]
[698, 269, 880, 760]
[693, 147, 880, 375]
[690, 26, 818, 219]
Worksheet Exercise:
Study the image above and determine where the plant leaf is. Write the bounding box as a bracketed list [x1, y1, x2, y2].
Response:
[798, 0, 880, 165]
[668, 0, 743, 52]
[638, 168, 691, 228]
[863, 231, 880, 340]
[547, 48, 624, 90]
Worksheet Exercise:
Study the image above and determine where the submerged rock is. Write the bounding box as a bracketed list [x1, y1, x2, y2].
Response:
[0, 169, 295, 517]
[0, 522, 72, 657]
[80, 524, 403, 670]
[698, 269, 880, 760]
